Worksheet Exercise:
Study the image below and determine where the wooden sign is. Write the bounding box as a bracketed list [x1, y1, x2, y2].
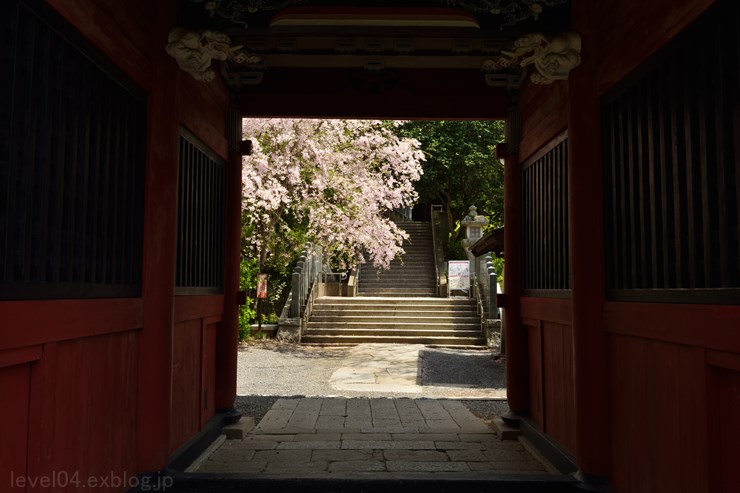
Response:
[256, 274, 268, 299]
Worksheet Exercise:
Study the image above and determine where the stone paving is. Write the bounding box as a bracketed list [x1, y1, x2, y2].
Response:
[329, 344, 424, 393]
[194, 397, 552, 478]
[331, 343, 506, 398]
[193, 342, 553, 479]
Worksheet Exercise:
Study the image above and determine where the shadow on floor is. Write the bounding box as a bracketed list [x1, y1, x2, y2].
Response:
[420, 350, 504, 388]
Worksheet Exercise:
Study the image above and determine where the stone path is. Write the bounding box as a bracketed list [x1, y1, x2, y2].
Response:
[330, 343, 506, 398]
[329, 344, 423, 393]
[194, 397, 552, 478]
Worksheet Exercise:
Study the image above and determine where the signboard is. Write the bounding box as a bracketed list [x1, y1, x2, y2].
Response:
[448, 261, 470, 292]
[256, 274, 268, 299]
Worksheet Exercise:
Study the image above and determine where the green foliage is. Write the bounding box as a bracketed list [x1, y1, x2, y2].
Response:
[237, 252, 298, 341]
[237, 257, 259, 341]
[397, 120, 505, 231]
[446, 237, 467, 261]
[491, 254, 505, 288]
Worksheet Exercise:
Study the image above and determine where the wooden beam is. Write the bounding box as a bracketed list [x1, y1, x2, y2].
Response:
[568, 0, 612, 479]
[216, 102, 244, 412]
[239, 68, 508, 119]
[501, 139, 529, 416]
[136, 0, 179, 472]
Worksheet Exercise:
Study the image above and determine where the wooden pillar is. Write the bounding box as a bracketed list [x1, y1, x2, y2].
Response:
[136, 0, 179, 472]
[568, 0, 612, 479]
[501, 96, 529, 416]
[216, 95, 242, 413]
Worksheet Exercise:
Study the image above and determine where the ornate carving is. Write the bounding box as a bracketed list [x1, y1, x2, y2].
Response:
[166, 28, 259, 82]
[482, 31, 581, 85]
[447, 0, 568, 28]
[199, 0, 566, 29]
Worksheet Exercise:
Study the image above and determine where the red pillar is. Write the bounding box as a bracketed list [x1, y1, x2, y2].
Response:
[136, 1, 179, 472]
[500, 122, 529, 415]
[216, 100, 242, 412]
[568, 0, 612, 479]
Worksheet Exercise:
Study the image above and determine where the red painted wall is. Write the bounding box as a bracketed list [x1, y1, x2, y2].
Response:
[596, 0, 716, 95]
[594, 0, 738, 491]
[605, 303, 740, 493]
[170, 296, 224, 453]
[1, 300, 143, 491]
[27, 334, 140, 493]
[513, 2, 740, 488]
[521, 298, 576, 455]
[518, 80, 568, 162]
[516, 75, 574, 456]
[0, 362, 31, 490]
[0, 0, 233, 489]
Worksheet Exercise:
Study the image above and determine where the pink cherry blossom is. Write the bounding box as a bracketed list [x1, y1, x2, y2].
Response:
[242, 119, 424, 269]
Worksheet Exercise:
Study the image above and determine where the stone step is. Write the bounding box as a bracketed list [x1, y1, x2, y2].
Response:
[314, 296, 475, 305]
[311, 307, 480, 322]
[300, 334, 486, 345]
[379, 260, 433, 263]
[361, 276, 434, 281]
[362, 270, 434, 275]
[359, 280, 436, 286]
[361, 275, 434, 280]
[385, 258, 433, 262]
[361, 270, 435, 274]
[304, 328, 482, 337]
[306, 319, 480, 328]
[357, 286, 437, 297]
[372, 261, 434, 265]
[312, 308, 477, 315]
[357, 285, 436, 288]
[307, 316, 482, 325]
[311, 307, 478, 315]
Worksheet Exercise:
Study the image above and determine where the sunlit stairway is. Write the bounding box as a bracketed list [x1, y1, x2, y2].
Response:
[302, 220, 485, 347]
[302, 296, 484, 346]
[358, 220, 437, 297]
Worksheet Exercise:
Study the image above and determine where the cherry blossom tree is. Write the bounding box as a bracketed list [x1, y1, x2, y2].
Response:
[241, 118, 424, 271]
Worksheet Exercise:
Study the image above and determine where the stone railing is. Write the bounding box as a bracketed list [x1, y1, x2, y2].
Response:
[466, 249, 503, 353]
[277, 244, 322, 342]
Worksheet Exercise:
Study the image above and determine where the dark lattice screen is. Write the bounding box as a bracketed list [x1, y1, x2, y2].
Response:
[175, 130, 225, 295]
[522, 133, 571, 297]
[0, 1, 146, 299]
[602, 1, 740, 304]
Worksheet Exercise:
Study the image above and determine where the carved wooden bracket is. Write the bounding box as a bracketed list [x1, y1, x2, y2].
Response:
[165, 28, 260, 82]
[482, 31, 581, 85]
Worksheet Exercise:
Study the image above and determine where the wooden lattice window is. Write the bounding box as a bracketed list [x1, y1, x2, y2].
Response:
[175, 129, 225, 295]
[602, 1, 740, 304]
[0, 0, 146, 300]
[522, 132, 570, 297]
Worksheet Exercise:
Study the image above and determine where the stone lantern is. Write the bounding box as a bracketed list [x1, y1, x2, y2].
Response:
[460, 205, 488, 248]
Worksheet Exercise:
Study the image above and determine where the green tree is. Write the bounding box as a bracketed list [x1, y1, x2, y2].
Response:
[397, 120, 505, 240]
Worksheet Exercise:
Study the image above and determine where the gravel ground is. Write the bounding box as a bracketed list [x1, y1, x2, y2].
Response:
[235, 340, 510, 425]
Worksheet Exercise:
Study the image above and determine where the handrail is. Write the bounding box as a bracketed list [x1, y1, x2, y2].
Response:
[431, 207, 448, 297]
[347, 265, 358, 297]
[277, 243, 323, 341]
[467, 249, 499, 320]
[287, 243, 323, 318]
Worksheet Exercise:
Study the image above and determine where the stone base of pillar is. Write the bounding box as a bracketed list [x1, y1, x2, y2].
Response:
[485, 319, 502, 353]
[276, 318, 302, 342]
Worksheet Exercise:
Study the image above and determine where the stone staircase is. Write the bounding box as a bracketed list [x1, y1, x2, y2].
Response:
[302, 297, 485, 346]
[357, 220, 437, 297]
[301, 220, 485, 347]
